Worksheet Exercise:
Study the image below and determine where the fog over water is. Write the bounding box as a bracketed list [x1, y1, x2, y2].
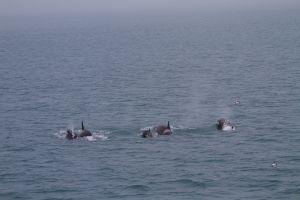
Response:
[1, 0, 300, 17]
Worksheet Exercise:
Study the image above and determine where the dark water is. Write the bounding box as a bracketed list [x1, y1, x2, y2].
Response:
[1, 11, 300, 199]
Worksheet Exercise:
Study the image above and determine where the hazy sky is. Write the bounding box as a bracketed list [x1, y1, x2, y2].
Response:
[1, 0, 300, 16]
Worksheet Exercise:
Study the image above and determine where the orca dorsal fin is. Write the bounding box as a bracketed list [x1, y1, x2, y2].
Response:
[167, 121, 170, 129]
[81, 121, 85, 130]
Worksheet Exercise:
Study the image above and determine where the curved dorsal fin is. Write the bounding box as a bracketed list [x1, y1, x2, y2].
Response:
[167, 121, 170, 129]
[81, 121, 85, 130]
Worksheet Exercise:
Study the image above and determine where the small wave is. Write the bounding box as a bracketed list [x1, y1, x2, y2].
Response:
[282, 188, 300, 195]
[163, 179, 206, 188]
[124, 184, 150, 192]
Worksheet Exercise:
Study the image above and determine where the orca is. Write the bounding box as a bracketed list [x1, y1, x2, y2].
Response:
[154, 121, 172, 135]
[141, 128, 153, 138]
[271, 161, 278, 167]
[65, 129, 77, 140]
[216, 118, 235, 131]
[78, 121, 92, 137]
[65, 121, 92, 139]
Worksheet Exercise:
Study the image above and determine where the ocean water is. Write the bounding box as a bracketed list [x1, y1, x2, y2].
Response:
[1, 11, 300, 199]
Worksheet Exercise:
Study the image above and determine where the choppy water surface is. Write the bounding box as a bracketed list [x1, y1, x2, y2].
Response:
[1, 11, 300, 199]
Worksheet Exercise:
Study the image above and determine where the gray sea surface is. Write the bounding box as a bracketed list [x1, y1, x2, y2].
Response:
[1, 11, 300, 199]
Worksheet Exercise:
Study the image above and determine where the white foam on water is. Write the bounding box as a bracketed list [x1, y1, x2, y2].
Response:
[222, 125, 235, 131]
[234, 100, 241, 105]
[54, 130, 67, 139]
[91, 130, 110, 141]
[153, 131, 159, 136]
[86, 136, 97, 141]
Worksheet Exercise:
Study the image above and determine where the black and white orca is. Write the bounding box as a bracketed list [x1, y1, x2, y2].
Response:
[65, 129, 77, 140]
[78, 121, 92, 137]
[65, 121, 92, 139]
[153, 121, 173, 135]
[141, 128, 153, 138]
[216, 118, 235, 131]
[141, 121, 173, 138]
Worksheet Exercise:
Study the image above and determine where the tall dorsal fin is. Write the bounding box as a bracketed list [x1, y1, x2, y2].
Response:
[167, 121, 170, 129]
[81, 121, 85, 130]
